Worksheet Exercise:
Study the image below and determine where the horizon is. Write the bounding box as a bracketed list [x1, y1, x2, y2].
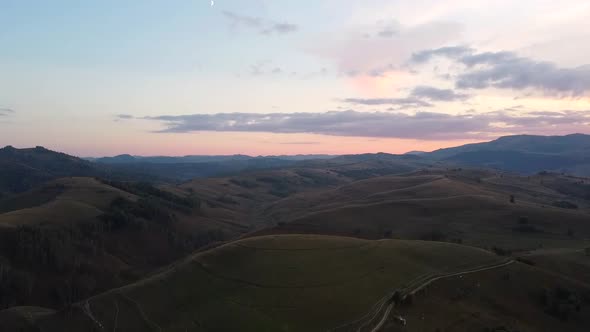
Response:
[3, 132, 588, 158]
[1, 1, 590, 156]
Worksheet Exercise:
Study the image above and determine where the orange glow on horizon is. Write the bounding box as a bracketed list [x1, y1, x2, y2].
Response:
[49, 131, 487, 157]
[351, 71, 413, 98]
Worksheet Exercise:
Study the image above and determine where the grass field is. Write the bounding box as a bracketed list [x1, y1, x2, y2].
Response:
[262, 172, 590, 251]
[0, 177, 137, 227]
[386, 262, 590, 332]
[34, 234, 502, 332]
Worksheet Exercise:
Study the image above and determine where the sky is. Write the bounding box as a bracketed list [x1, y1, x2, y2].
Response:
[1, 0, 590, 157]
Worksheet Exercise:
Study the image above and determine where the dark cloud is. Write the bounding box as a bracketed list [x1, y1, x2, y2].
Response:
[411, 46, 590, 97]
[342, 86, 469, 109]
[377, 27, 397, 38]
[116, 114, 134, 120]
[264, 23, 298, 35]
[343, 97, 433, 108]
[142, 110, 590, 140]
[411, 46, 472, 63]
[410, 86, 470, 101]
[0, 108, 14, 116]
[222, 11, 298, 35]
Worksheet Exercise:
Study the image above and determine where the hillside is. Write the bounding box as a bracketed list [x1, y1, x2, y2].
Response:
[0, 146, 167, 195]
[0, 146, 102, 194]
[385, 261, 590, 332]
[7, 235, 503, 332]
[425, 134, 590, 175]
[0, 177, 240, 310]
[261, 169, 590, 251]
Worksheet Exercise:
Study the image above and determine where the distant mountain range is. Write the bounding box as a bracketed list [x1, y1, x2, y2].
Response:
[423, 133, 590, 175]
[86, 154, 334, 164]
[0, 147, 334, 195]
[2, 134, 590, 196]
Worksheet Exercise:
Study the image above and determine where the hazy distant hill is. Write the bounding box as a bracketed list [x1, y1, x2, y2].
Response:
[87, 154, 335, 181]
[89, 154, 252, 164]
[425, 134, 590, 175]
[90, 154, 334, 164]
[0, 146, 169, 194]
[0, 146, 104, 194]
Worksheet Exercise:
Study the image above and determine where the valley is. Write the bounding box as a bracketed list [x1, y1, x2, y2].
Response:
[1, 138, 590, 331]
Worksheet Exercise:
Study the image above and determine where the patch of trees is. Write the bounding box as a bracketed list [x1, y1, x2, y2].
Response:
[100, 196, 176, 230]
[515, 257, 535, 266]
[166, 228, 225, 252]
[512, 216, 542, 233]
[255, 176, 296, 198]
[491, 246, 512, 256]
[229, 178, 259, 189]
[512, 224, 541, 233]
[539, 287, 583, 321]
[419, 230, 447, 241]
[293, 169, 340, 186]
[0, 264, 36, 308]
[5, 225, 87, 273]
[552, 201, 578, 209]
[216, 195, 239, 205]
[0, 222, 108, 308]
[98, 179, 199, 212]
[483, 327, 521, 332]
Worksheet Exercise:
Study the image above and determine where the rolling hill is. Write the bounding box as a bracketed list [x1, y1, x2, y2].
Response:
[425, 134, 590, 175]
[0, 177, 240, 310]
[260, 168, 590, 251]
[4, 234, 504, 332]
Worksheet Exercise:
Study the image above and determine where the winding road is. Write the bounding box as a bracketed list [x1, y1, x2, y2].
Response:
[367, 259, 514, 332]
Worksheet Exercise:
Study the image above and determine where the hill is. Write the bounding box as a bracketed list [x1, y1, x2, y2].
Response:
[260, 169, 590, 251]
[0, 146, 169, 195]
[386, 260, 590, 332]
[0, 146, 102, 194]
[89, 154, 335, 181]
[7, 235, 504, 331]
[425, 134, 590, 175]
[0, 177, 241, 310]
[90, 154, 333, 164]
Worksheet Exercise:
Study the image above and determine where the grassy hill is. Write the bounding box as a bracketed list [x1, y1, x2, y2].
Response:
[261, 169, 590, 251]
[386, 261, 590, 332]
[0, 146, 170, 195]
[13, 234, 502, 332]
[0, 177, 241, 310]
[424, 134, 590, 176]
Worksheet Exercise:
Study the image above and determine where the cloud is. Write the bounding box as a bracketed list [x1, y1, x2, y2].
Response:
[342, 85, 469, 108]
[410, 46, 472, 63]
[141, 110, 590, 140]
[342, 97, 433, 108]
[222, 11, 298, 35]
[116, 114, 134, 120]
[410, 86, 470, 101]
[411, 46, 590, 97]
[265, 23, 298, 35]
[0, 108, 14, 115]
[309, 21, 463, 77]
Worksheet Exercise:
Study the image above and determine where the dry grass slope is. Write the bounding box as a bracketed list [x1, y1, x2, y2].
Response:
[33, 235, 501, 332]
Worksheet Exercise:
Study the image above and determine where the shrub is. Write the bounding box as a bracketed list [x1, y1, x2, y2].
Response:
[512, 224, 540, 233]
[420, 230, 446, 241]
[491, 246, 511, 256]
[552, 201, 578, 209]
